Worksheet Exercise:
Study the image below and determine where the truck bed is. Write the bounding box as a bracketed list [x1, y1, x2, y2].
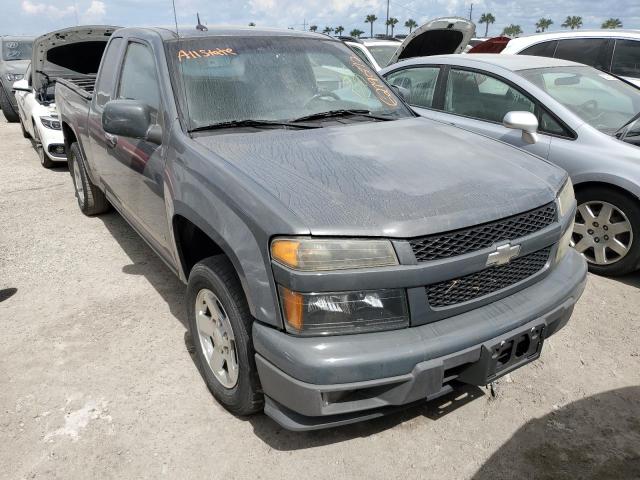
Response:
[56, 75, 96, 101]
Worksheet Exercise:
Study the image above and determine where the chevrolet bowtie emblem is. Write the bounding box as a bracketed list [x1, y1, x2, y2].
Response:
[486, 243, 521, 267]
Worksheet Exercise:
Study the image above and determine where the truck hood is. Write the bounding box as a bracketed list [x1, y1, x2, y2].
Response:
[194, 117, 565, 237]
[32, 25, 120, 91]
[388, 17, 476, 65]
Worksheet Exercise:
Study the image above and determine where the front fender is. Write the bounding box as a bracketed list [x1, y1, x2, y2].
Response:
[170, 195, 282, 328]
[572, 171, 640, 202]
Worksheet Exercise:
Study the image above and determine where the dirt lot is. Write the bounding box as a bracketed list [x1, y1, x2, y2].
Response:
[1, 112, 639, 480]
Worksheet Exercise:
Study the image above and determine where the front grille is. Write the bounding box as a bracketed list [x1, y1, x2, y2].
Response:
[426, 247, 551, 308]
[410, 203, 556, 262]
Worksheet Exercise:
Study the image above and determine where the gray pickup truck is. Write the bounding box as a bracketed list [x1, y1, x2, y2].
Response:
[56, 26, 587, 431]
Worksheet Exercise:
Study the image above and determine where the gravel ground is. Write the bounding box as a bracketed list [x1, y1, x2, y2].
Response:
[1, 112, 639, 480]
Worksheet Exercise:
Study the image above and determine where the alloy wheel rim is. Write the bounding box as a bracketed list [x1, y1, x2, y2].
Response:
[72, 158, 85, 204]
[195, 289, 239, 389]
[572, 201, 633, 266]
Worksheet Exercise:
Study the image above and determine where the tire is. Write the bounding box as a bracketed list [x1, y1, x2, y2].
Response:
[186, 256, 263, 416]
[33, 123, 55, 168]
[68, 142, 110, 216]
[0, 87, 19, 123]
[573, 186, 640, 276]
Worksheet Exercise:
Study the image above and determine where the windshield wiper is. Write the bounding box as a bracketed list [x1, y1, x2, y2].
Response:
[290, 109, 395, 123]
[615, 111, 640, 138]
[188, 119, 320, 133]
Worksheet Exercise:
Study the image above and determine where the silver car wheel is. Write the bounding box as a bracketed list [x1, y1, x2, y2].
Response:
[72, 158, 85, 203]
[195, 289, 239, 389]
[572, 201, 633, 266]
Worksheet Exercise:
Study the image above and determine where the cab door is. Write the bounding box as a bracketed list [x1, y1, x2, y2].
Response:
[421, 67, 552, 159]
[104, 40, 170, 254]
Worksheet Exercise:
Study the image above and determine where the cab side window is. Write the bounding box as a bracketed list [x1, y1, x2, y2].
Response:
[385, 67, 440, 108]
[118, 42, 161, 123]
[553, 38, 610, 71]
[95, 37, 123, 108]
[443, 69, 535, 123]
[611, 39, 640, 78]
[520, 41, 558, 58]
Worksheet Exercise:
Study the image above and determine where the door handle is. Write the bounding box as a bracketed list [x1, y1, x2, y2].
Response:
[105, 133, 118, 148]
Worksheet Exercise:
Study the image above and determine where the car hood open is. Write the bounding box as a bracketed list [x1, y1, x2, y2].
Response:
[387, 17, 476, 65]
[31, 25, 120, 91]
[194, 117, 565, 237]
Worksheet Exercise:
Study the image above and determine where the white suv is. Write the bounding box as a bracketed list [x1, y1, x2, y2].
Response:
[500, 30, 640, 87]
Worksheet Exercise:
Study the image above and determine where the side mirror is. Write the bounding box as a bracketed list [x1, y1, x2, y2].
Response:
[503, 111, 539, 145]
[12, 79, 30, 92]
[391, 84, 410, 101]
[102, 99, 162, 144]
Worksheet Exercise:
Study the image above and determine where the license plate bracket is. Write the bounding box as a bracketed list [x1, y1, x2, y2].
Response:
[457, 323, 545, 386]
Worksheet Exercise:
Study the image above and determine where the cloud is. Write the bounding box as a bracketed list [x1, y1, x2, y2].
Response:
[82, 0, 106, 22]
[21, 0, 75, 19]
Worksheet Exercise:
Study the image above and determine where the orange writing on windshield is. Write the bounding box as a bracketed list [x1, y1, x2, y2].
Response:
[178, 48, 237, 61]
[349, 55, 398, 107]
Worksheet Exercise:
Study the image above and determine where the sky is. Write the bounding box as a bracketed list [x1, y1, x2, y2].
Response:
[2, 0, 639, 38]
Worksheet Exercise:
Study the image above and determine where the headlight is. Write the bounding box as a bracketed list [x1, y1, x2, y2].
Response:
[5, 73, 23, 82]
[271, 237, 398, 271]
[279, 287, 409, 336]
[557, 178, 575, 217]
[555, 219, 575, 264]
[40, 116, 61, 130]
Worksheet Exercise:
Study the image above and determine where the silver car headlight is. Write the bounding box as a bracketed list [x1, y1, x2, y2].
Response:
[557, 178, 575, 218]
[271, 237, 398, 271]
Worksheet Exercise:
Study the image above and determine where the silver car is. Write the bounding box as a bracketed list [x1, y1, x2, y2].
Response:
[381, 54, 640, 275]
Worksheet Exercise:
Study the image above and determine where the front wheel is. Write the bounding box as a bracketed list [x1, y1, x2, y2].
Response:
[33, 124, 54, 168]
[186, 256, 263, 415]
[0, 87, 19, 123]
[572, 186, 640, 276]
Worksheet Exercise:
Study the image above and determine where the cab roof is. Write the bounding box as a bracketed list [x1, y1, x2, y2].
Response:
[120, 26, 334, 42]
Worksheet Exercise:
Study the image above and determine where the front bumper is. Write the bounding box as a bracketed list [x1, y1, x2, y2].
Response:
[254, 250, 587, 431]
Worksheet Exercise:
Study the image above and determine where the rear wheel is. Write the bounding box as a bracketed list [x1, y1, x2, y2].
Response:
[186, 256, 263, 416]
[33, 123, 54, 168]
[0, 87, 19, 123]
[68, 142, 110, 216]
[572, 186, 640, 276]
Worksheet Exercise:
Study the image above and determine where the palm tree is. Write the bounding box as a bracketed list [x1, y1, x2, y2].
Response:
[350, 29, 364, 38]
[322, 26, 334, 35]
[248, 22, 256, 27]
[309, 25, 318, 32]
[561, 16, 583, 30]
[404, 19, 417, 34]
[334, 26, 344, 36]
[502, 24, 523, 37]
[602, 18, 623, 29]
[365, 14, 378, 37]
[386, 17, 399, 36]
[535, 18, 553, 32]
[478, 13, 496, 37]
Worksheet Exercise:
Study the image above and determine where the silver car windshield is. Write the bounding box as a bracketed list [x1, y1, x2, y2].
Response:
[520, 66, 640, 135]
[165, 37, 411, 130]
[2, 40, 33, 61]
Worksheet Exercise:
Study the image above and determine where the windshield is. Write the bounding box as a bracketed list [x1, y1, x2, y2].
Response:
[366, 45, 398, 67]
[165, 36, 411, 130]
[519, 66, 640, 135]
[2, 40, 33, 61]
